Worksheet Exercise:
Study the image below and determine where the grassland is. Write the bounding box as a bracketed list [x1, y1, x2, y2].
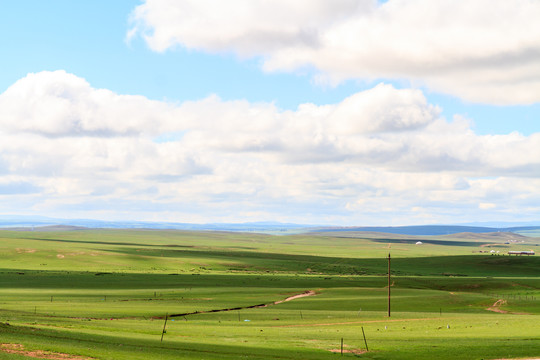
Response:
[0, 228, 539, 359]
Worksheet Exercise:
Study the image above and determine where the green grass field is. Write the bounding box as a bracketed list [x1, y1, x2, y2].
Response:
[0, 229, 539, 359]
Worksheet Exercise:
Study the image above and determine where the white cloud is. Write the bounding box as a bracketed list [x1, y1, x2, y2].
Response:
[479, 203, 496, 210]
[128, 0, 369, 54]
[129, 0, 540, 105]
[1, 71, 539, 224]
[0, 70, 181, 137]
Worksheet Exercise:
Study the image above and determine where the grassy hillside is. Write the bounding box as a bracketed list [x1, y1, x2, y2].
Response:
[0, 229, 539, 359]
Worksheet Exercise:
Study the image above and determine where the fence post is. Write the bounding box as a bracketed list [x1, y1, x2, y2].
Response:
[362, 326, 369, 351]
[161, 313, 168, 343]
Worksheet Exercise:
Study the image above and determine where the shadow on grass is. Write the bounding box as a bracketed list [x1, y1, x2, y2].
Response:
[103, 247, 540, 277]
[0, 322, 333, 360]
[366, 238, 493, 247]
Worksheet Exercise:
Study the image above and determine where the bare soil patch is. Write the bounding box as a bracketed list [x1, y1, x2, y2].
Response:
[274, 291, 316, 304]
[487, 299, 508, 313]
[16, 248, 36, 253]
[329, 348, 367, 355]
[0, 343, 94, 360]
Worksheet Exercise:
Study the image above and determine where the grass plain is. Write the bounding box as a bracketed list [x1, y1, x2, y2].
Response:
[0, 228, 539, 359]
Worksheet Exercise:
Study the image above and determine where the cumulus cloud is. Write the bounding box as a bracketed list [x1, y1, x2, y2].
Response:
[0, 70, 180, 137]
[129, 0, 540, 105]
[128, 0, 368, 54]
[1, 71, 539, 224]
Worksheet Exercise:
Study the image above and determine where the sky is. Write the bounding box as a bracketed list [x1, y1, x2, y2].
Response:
[0, 0, 539, 226]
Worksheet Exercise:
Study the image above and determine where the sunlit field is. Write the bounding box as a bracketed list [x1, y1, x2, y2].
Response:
[0, 229, 539, 359]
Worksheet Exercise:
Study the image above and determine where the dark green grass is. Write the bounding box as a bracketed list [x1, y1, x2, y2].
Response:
[2, 229, 538, 276]
[1, 271, 538, 320]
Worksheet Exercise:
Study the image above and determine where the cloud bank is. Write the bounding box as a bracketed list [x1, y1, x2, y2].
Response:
[130, 0, 540, 105]
[1, 71, 539, 224]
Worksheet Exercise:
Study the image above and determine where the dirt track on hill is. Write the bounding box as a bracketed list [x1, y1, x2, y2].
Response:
[167, 290, 317, 318]
[487, 299, 508, 313]
[486, 299, 530, 315]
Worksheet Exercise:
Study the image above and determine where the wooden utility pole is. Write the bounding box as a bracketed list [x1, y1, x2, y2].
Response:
[387, 253, 391, 317]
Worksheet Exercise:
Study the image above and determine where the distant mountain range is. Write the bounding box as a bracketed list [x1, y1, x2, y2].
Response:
[0, 216, 309, 233]
[0, 215, 539, 236]
[309, 225, 540, 236]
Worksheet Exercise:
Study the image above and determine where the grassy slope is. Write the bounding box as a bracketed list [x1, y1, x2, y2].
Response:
[0, 229, 539, 359]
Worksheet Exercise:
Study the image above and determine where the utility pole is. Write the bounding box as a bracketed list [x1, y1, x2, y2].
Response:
[388, 253, 391, 317]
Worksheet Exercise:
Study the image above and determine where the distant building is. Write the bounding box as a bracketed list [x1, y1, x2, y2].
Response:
[508, 250, 535, 256]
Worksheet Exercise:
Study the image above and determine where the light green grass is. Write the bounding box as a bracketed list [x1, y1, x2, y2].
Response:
[0, 229, 539, 359]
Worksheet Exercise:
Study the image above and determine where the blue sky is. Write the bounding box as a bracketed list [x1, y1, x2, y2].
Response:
[3, 0, 538, 135]
[0, 0, 539, 225]
[1, 1, 358, 109]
